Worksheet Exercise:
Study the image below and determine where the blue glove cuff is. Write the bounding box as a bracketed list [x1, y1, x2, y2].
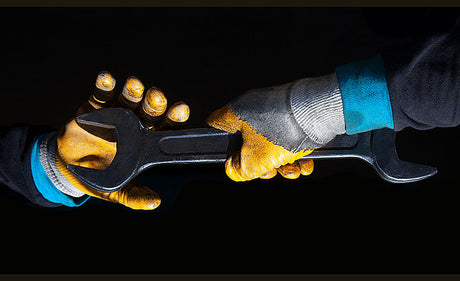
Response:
[336, 54, 394, 134]
[30, 134, 89, 207]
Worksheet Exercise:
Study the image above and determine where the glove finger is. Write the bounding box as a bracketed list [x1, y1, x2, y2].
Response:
[136, 86, 168, 129]
[206, 105, 243, 134]
[225, 154, 245, 182]
[102, 181, 161, 210]
[298, 159, 314, 176]
[207, 107, 250, 180]
[85, 182, 161, 210]
[225, 151, 263, 182]
[160, 101, 190, 129]
[115, 76, 145, 111]
[260, 168, 277, 179]
[75, 71, 117, 116]
[225, 143, 273, 182]
[277, 162, 301, 179]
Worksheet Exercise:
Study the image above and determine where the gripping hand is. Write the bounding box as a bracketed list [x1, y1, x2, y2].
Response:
[207, 73, 346, 182]
[41, 72, 189, 210]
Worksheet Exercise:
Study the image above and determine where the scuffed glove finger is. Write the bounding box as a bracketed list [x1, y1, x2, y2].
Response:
[137, 87, 190, 130]
[298, 159, 314, 176]
[260, 169, 277, 179]
[117, 76, 145, 111]
[260, 159, 314, 180]
[277, 162, 301, 179]
[164, 101, 190, 128]
[137, 86, 168, 128]
[75, 71, 117, 116]
[277, 159, 314, 179]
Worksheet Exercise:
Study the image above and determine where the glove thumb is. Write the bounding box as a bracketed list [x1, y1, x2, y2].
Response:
[55, 155, 161, 210]
[206, 105, 242, 133]
[97, 181, 161, 210]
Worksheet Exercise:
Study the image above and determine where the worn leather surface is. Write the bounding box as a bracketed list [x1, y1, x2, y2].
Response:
[206, 105, 314, 181]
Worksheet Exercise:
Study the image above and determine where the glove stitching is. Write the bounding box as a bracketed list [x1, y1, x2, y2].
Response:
[39, 132, 86, 198]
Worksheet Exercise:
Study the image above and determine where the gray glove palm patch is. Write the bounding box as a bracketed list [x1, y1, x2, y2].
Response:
[229, 73, 346, 153]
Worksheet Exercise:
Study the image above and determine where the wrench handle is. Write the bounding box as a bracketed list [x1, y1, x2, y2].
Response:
[141, 128, 361, 169]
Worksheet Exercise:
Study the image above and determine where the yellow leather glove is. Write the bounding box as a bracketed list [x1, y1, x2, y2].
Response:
[206, 73, 346, 182]
[48, 71, 190, 210]
[207, 105, 314, 181]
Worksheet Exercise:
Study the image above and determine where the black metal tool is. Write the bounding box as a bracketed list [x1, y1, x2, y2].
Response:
[67, 108, 437, 192]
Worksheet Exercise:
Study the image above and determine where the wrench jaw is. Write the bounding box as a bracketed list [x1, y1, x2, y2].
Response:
[67, 108, 145, 193]
[304, 129, 437, 184]
[67, 164, 136, 193]
[371, 128, 438, 184]
[373, 159, 438, 184]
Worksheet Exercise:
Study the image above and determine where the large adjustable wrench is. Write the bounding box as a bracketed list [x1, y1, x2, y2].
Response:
[67, 108, 437, 193]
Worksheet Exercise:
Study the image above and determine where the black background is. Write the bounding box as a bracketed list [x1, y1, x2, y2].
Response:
[0, 7, 459, 273]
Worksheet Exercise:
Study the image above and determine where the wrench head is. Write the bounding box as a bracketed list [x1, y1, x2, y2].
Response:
[371, 128, 438, 183]
[67, 108, 143, 192]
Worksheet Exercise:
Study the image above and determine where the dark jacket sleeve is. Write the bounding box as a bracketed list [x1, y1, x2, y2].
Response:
[382, 15, 460, 131]
[0, 124, 62, 207]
